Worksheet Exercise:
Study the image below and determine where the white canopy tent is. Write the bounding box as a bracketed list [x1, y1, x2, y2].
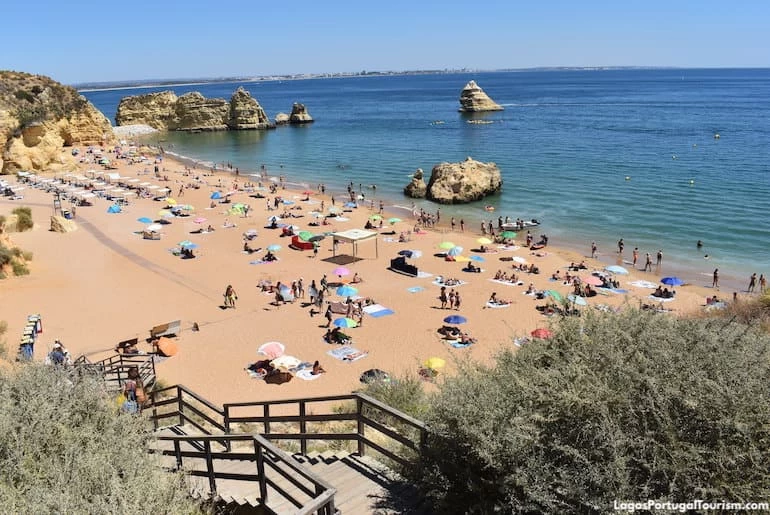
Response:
[330, 229, 379, 260]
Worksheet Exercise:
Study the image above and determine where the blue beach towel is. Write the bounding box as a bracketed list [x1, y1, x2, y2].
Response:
[407, 286, 424, 293]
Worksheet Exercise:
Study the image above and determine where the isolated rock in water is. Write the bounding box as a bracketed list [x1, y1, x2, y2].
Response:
[50, 215, 77, 233]
[458, 80, 503, 112]
[288, 103, 314, 124]
[274, 112, 290, 125]
[0, 71, 114, 173]
[425, 157, 502, 204]
[228, 87, 273, 129]
[115, 91, 178, 130]
[403, 168, 427, 198]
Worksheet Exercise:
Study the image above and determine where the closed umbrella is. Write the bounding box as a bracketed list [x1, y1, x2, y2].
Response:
[333, 317, 358, 328]
[443, 315, 467, 325]
[336, 285, 358, 297]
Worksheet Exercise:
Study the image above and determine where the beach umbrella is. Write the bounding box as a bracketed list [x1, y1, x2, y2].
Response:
[270, 355, 302, 371]
[333, 317, 358, 328]
[333, 266, 351, 277]
[166, 198, 177, 205]
[512, 256, 528, 264]
[423, 357, 446, 370]
[447, 246, 464, 256]
[388, 217, 402, 225]
[369, 214, 382, 221]
[582, 275, 603, 286]
[443, 315, 467, 325]
[210, 191, 222, 199]
[309, 235, 326, 242]
[178, 240, 193, 247]
[344, 201, 357, 208]
[282, 199, 294, 205]
[328, 206, 342, 214]
[439, 241, 456, 250]
[267, 244, 281, 252]
[500, 231, 517, 239]
[661, 276, 685, 286]
[398, 249, 414, 257]
[181, 204, 195, 211]
[567, 294, 588, 306]
[454, 255, 471, 262]
[469, 255, 485, 262]
[605, 265, 629, 275]
[183, 243, 199, 250]
[193, 217, 207, 224]
[258, 341, 285, 359]
[545, 290, 564, 302]
[145, 224, 162, 232]
[297, 231, 314, 241]
[137, 217, 153, 224]
[311, 212, 325, 219]
[160, 211, 175, 218]
[302, 190, 314, 195]
[336, 285, 358, 297]
[531, 328, 553, 339]
[476, 237, 493, 245]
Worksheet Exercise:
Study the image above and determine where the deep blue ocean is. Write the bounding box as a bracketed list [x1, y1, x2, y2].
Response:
[82, 69, 770, 287]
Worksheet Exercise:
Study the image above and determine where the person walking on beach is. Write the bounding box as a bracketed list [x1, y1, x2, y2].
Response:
[324, 305, 333, 328]
[439, 286, 448, 309]
[460, 219, 465, 232]
[644, 253, 652, 272]
[451, 217, 456, 231]
[454, 291, 461, 310]
[712, 268, 720, 289]
[591, 241, 597, 259]
[632, 247, 639, 266]
[448, 289, 456, 309]
[656, 250, 663, 266]
[224, 285, 237, 309]
[748, 273, 757, 293]
[297, 278, 305, 299]
[481, 222, 487, 235]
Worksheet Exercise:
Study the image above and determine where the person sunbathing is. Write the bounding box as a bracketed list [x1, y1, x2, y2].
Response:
[438, 325, 462, 338]
[526, 283, 536, 295]
[350, 273, 362, 284]
[494, 270, 504, 280]
[263, 250, 277, 262]
[459, 332, 477, 345]
[464, 263, 481, 273]
[488, 292, 510, 305]
[551, 271, 561, 281]
[343, 349, 368, 361]
[311, 360, 326, 375]
[326, 328, 351, 344]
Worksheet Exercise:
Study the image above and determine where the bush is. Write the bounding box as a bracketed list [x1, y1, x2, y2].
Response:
[360, 372, 431, 420]
[0, 365, 199, 514]
[412, 309, 770, 513]
[0, 245, 12, 267]
[11, 261, 28, 276]
[22, 251, 33, 261]
[12, 207, 33, 232]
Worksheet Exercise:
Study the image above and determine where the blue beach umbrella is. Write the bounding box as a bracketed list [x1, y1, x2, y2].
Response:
[567, 294, 588, 306]
[336, 285, 359, 297]
[282, 199, 294, 205]
[447, 246, 464, 257]
[267, 244, 281, 252]
[333, 317, 358, 328]
[443, 315, 467, 325]
[344, 201, 358, 208]
[137, 217, 153, 224]
[469, 255, 485, 262]
[210, 191, 222, 199]
[183, 243, 199, 250]
[605, 265, 629, 275]
[661, 276, 684, 286]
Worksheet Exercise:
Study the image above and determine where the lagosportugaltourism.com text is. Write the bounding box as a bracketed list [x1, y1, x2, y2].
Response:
[614, 500, 769, 512]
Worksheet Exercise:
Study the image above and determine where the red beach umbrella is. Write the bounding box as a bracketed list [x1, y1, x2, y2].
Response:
[530, 328, 553, 339]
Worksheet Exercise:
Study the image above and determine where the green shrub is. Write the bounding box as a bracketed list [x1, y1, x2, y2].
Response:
[22, 251, 33, 261]
[12, 207, 33, 232]
[0, 215, 5, 230]
[10, 247, 22, 258]
[412, 309, 770, 513]
[0, 246, 12, 267]
[11, 261, 28, 276]
[360, 372, 431, 420]
[0, 365, 199, 514]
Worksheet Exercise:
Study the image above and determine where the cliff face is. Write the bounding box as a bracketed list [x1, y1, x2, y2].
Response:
[414, 157, 502, 204]
[0, 71, 114, 173]
[115, 88, 275, 131]
[458, 80, 503, 112]
[288, 102, 314, 124]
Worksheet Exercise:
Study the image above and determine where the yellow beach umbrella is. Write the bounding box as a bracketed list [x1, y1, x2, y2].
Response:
[424, 357, 446, 370]
[476, 237, 493, 245]
[454, 255, 471, 262]
[165, 198, 177, 205]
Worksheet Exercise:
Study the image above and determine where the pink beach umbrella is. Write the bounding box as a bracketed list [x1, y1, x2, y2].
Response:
[258, 341, 285, 359]
[333, 266, 351, 277]
[193, 217, 207, 224]
[581, 275, 603, 286]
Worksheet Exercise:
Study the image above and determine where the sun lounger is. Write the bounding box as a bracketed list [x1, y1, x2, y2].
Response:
[149, 320, 181, 340]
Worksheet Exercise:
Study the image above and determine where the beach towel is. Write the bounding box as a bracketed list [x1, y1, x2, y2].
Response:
[496, 245, 521, 251]
[448, 340, 473, 349]
[461, 268, 485, 273]
[296, 369, 323, 381]
[485, 301, 511, 309]
[513, 337, 530, 347]
[647, 295, 676, 303]
[416, 271, 433, 278]
[630, 280, 659, 289]
[490, 279, 522, 287]
[407, 286, 424, 293]
[596, 287, 629, 294]
[362, 304, 395, 318]
[327, 346, 368, 362]
[249, 260, 277, 265]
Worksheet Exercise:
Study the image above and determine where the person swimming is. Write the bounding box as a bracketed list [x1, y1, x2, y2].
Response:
[697, 240, 703, 249]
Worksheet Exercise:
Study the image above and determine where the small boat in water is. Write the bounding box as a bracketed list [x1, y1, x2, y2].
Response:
[501, 219, 541, 231]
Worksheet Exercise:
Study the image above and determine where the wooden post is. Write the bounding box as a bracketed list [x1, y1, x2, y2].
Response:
[177, 386, 184, 427]
[151, 390, 158, 431]
[356, 397, 365, 456]
[255, 440, 267, 503]
[264, 404, 271, 434]
[204, 440, 216, 495]
[223, 405, 231, 452]
[299, 401, 307, 455]
[173, 440, 182, 470]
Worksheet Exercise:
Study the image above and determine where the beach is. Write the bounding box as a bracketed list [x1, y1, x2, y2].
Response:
[0, 149, 735, 405]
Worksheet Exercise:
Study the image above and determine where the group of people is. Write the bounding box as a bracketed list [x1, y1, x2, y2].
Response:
[494, 270, 521, 284]
[438, 286, 462, 310]
[652, 286, 676, 299]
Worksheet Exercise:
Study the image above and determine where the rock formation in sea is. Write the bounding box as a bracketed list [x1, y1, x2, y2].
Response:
[274, 112, 290, 125]
[288, 103, 314, 124]
[403, 168, 427, 198]
[0, 71, 114, 173]
[407, 157, 502, 204]
[115, 88, 274, 131]
[458, 80, 503, 112]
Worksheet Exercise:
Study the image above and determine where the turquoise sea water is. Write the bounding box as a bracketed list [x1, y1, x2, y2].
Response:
[82, 69, 770, 288]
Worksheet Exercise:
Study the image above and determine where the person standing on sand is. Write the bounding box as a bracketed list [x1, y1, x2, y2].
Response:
[439, 287, 448, 309]
[591, 241, 597, 259]
[451, 217, 456, 231]
[224, 285, 237, 309]
[760, 274, 767, 293]
[713, 268, 720, 289]
[454, 291, 462, 310]
[644, 253, 652, 272]
[748, 273, 757, 293]
[481, 222, 487, 235]
[632, 247, 639, 267]
[460, 219, 465, 232]
[324, 305, 333, 328]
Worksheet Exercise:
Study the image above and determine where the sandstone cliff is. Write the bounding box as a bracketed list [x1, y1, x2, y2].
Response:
[407, 157, 502, 204]
[0, 71, 114, 174]
[458, 80, 503, 112]
[403, 168, 427, 198]
[288, 103, 314, 124]
[116, 88, 274, 131]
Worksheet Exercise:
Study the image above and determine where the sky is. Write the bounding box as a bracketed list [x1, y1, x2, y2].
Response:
[2, 0, 769, 84]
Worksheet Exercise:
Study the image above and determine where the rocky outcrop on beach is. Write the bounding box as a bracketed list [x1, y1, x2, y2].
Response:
[115, 88, 275, 131]
[288, 103, 314, 124]
[50, 215, 77, 233]
[228, 87, 272, 129]
[403, 168, 427, 198]
[414, 157, 502, 204]
[458, 80, 503, 112]
[274, 112, 290, 125]
[0, 71, 114, 173]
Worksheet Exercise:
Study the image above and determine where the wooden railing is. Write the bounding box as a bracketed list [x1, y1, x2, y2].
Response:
[73, 353, 156, 391]
[147, 386, 427, 513]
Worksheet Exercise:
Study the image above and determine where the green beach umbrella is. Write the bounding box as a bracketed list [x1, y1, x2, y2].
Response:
[500, 231, 517, 239]
[439, 241, 456, 250]
[178, 240, 193, 247]
[369, 214, 382, 221]
[388, 217, 402, 225]
[545, 290, 564, 303]
[298, 231, 314, 242]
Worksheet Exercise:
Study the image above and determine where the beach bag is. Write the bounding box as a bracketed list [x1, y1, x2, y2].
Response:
[121, 389, 139, 414]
